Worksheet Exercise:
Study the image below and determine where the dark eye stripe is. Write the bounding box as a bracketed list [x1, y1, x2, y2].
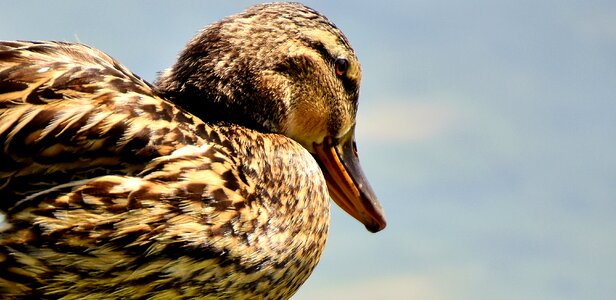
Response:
[308, 40, 333, 63]
[305, 40, 357, 92]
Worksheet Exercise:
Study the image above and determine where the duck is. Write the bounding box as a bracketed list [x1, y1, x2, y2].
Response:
[0, 2, 385, 299]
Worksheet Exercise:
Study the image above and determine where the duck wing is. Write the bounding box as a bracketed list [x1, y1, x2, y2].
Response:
[0, 41, 330, 298]
[0, 41, 207, 206]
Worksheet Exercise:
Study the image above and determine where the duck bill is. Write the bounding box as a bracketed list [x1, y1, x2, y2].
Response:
[313, 129, 386, 232]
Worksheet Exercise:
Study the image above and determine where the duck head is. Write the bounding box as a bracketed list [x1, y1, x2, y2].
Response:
[156, 3, 385, 232]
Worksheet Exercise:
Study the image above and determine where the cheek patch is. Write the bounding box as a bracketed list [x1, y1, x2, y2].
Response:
[282, 99, 329, 149]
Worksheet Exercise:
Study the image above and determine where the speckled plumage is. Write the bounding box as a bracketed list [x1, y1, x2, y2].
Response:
[0, 3, 384, 299]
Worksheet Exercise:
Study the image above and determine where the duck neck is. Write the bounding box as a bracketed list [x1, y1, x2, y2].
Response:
[200, 125, 332, 298]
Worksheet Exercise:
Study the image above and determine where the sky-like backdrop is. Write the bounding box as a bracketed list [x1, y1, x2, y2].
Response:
[2, 1, 615, 299]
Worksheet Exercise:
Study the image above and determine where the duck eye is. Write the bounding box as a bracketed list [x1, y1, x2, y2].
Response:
[334, 58, 348, 77]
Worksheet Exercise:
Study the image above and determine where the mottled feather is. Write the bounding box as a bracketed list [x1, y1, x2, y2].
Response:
[0, 41, 330, 299]
[0, 2, 383, 299]
[0, 41, 207, 204]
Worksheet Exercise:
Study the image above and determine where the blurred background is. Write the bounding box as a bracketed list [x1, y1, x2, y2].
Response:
[2, 1, 615, 299]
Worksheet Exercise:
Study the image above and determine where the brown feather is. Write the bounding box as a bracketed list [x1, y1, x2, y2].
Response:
[0, 2, 375, 299]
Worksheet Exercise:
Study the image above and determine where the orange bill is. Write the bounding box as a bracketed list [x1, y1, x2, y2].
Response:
[313, 128, 386, 232]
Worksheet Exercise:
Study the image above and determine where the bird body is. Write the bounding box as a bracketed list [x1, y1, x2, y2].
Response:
[0, 3, 384, 299]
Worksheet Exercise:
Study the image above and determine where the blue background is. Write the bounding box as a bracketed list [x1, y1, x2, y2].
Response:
[2, 1, 615, 299]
